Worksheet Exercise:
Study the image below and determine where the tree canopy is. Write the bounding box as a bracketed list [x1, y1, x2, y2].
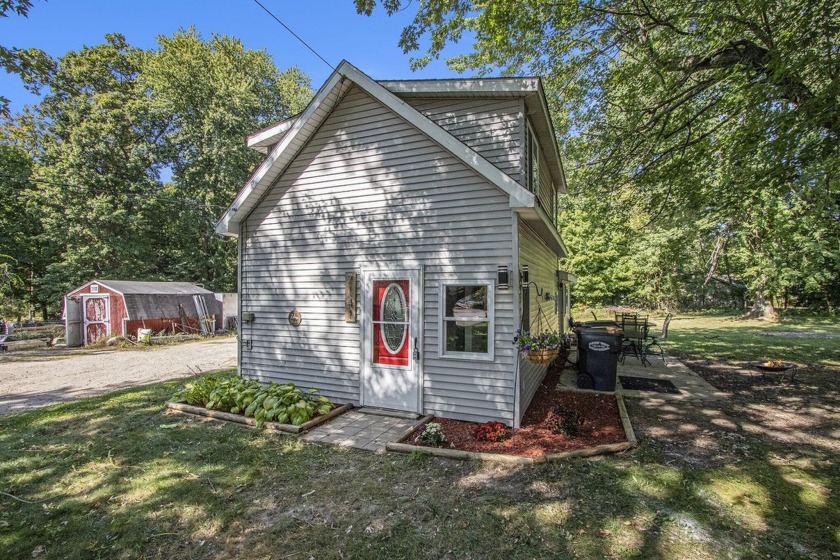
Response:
[358, 0, 840, 312]
[1, 29, 310, 317]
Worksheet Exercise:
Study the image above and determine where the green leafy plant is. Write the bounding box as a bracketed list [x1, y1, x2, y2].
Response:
[173, 376, 333, 428]
[415, 422, 446, 447]
[473, 421, 510, 442]
[546, 406, 584, 437]
[172, 376, 220, 406]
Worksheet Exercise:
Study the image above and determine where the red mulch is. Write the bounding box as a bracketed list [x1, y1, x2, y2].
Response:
[407, 363, 627, 457]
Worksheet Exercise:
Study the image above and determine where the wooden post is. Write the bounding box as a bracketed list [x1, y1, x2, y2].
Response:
[345, 271, 357, 323]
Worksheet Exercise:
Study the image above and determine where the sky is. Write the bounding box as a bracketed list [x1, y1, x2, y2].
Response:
[0, 0, 474, 114]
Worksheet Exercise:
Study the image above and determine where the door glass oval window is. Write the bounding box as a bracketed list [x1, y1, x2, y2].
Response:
[381, 283, 407, 353]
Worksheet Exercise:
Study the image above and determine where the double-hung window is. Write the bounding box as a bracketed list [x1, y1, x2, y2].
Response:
[439, 283, 494, 360]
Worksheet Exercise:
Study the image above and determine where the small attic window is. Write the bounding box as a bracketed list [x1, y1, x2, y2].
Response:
[526, 121, 540, 193]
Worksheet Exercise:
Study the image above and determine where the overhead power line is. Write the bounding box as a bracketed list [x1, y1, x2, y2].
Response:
[250, 0, 336, 71]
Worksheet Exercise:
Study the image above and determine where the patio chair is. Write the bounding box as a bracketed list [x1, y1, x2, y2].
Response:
[620, 317, 650, 366]
[645, 314, 673, 363]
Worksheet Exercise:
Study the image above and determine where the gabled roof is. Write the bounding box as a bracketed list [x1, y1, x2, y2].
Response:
[245, 76, 567, 194]
[219, 62, 568, 256]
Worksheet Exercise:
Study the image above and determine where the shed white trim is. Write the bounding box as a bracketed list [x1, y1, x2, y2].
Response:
[215, 60, 538, 236]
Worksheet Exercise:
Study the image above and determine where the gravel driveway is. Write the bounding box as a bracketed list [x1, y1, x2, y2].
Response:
[0, 337, 236, 415]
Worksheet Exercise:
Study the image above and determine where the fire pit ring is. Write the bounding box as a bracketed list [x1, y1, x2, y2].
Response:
[748, 361, 798, 383]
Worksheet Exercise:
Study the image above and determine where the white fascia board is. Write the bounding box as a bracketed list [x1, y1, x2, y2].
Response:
[379, 78, 539, 95]
[341, 63, 536, 209]
[246, 116, 299, 151]
[534, 80, 568, 194]
[215, 71, 345, 236]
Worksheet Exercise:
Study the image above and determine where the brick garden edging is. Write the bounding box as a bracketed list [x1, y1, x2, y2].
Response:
[165, 401, 353, 434]
[385, 393, 637, 464]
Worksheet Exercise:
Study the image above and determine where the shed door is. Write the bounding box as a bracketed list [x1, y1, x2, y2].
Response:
[83, 296, 110, 345]
[361, 268, 421, 412]
[64, 297, 83, 347]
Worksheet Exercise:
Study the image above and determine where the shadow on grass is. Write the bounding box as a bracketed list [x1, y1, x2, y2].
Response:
[0, 369, 837, 559]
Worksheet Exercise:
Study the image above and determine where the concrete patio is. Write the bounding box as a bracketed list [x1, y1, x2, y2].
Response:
[560, 352, 728, 401]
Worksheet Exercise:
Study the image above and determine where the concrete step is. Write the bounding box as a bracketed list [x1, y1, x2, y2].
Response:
[356, 407, 421, 420]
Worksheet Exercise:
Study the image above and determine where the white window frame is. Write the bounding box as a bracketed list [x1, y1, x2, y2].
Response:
[526, 120, 540, 194]
[438, 281, 495, 361]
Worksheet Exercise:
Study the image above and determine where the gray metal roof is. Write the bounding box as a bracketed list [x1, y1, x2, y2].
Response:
[122, 293, 220, 321]
[95, 280, 214, 296]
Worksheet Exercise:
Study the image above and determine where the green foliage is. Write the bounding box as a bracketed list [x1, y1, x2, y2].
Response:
[0, 1, 54, 116]
[415, 422, 446, 447]
[172, 375, 221, 407]
[173, 375, 333, 428]
[359, 0, 840, 311]
[1, 30, 312, 315]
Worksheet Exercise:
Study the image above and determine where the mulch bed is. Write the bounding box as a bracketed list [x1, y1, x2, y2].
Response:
[406, 363, 627, 457]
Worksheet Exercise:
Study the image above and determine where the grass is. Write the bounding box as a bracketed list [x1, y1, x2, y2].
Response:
[1, 368, 838, 559]
[664, 311, 840, 367]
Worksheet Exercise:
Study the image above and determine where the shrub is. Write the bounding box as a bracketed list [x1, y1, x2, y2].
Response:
[546, 405, 584, 436]
[173, 376, 220, 406]
[415, 422, 446, 447]
[173, 376, 333, 427]
[473, 421, 509, 442]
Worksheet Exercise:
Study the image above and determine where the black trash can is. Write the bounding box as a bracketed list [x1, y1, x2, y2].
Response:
[575, 328, 622, 391]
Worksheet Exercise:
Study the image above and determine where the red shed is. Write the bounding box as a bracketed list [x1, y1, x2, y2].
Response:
[64, 280, 221, 346]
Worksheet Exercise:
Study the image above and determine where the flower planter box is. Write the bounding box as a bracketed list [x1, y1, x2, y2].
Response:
[524, 348, 559, 364]
[165, 401, 353, 434]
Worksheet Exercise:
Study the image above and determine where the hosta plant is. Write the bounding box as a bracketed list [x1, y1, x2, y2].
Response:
[173, 376, 333, 428]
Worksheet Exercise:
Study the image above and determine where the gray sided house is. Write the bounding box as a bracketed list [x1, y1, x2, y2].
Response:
[216, 61, 575, 427]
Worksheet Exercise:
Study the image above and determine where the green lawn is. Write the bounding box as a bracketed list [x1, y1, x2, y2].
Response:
[1, 368, 838, 559]
[665, 311, 840, 367]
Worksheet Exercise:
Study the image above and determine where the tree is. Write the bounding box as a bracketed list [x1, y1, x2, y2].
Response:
[142, 28, 311, 292]
[358, 0, 840, 313]
[0, 142, 41, 317]
[4, 31, 312, 314]
[0, 1, 53, 116]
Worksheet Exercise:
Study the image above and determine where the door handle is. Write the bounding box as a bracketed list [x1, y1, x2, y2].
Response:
[413, 337, 420, 360]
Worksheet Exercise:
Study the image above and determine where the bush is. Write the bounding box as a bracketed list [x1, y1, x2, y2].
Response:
[546, 405, 584, 436]
[173, 376, 333, 427]
[473, 421, 509, 442]
[415, 422, 446, 447]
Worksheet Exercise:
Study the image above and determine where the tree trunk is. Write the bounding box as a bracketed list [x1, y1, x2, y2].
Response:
[745, 289, 778, 321]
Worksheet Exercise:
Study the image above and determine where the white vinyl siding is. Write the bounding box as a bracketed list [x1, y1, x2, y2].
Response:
[517, 219, 561, 423]
[404, 97, 522, 183]
[240, 85, 517, 424]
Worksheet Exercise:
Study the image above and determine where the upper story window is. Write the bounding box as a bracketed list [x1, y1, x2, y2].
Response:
[526, 121, 540, 193]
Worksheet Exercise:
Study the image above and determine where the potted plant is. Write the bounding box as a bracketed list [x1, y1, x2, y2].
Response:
[513, 329, 562, 364]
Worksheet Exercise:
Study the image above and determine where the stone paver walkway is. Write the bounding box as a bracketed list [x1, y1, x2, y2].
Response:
[301, 408, 420, 452]
[560, 352, 728, 401]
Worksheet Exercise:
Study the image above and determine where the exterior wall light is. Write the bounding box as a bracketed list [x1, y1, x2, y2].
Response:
[497, 266, 510, 290]
[521, 265, 529, 288]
